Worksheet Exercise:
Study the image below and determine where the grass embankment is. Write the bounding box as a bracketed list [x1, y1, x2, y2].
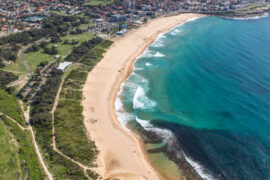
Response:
[0, 89, 25, 126]
[83, 0, 113, 6]
[0, 120, 21, 180]
[0, 116, 45, 180]
[0, 90, 44, 180]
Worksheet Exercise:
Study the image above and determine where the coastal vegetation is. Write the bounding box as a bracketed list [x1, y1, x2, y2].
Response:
[0, 15, 89, 75]
[0, 90, 25, 126]
[55, 69, 97, 166]
[0, 70, 18, 88]
[83, 0, 114, 7]
[0, 88, 44, 179]
[0, 120, 21, 180]
[0, 115, 45, 180]
[29, 69, 89, 179]
[27, 35, 112, 179]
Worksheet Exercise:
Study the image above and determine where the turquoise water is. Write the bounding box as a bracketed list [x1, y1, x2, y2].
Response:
[117, 15, 270, 179]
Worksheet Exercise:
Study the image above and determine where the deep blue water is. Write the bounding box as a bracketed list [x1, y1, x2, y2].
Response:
[116, 15, 270, 179]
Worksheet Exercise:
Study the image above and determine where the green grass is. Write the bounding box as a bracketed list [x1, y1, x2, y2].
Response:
[63, 32, 93, 43]
[240, 4, 264, 11]
[2, 32, 93, 76]
[0, 90, 25, 126]
[0, 115, 45, 180]
[48, 10, 67, 16]
[54, 69, 98, 166]
[0, 120, 21, 180]
[78, 23, 94, 29]
[83, 0, 113, 6]
[2, 59, 28, 76]
[24, 44, 73, 71]
[54, 99, 98, 166]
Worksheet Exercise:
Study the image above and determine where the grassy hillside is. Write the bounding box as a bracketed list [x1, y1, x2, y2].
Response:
[0, 120, 22, 180]
[0, 90, 25, 126]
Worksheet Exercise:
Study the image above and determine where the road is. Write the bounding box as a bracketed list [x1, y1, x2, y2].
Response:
[18, 38, 47, 76]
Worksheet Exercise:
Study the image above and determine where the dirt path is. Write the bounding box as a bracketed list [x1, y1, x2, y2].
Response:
[19, 102, 54, 180]
[51, 77, 93, 179]
[0, 112, 26, 131]
[0, 110, 53, 180]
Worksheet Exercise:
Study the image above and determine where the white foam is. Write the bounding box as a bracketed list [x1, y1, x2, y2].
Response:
[146, 62, 151, 66]
[170, 28, 183, 36]
[184, 154, 216, 180]
[186, 17, 201, 22]
[115, 82, 134, 130]
[133, 86, 156, 110]
[133, 86, 145, 109]
[228, 13, 269, 20]
[153, 52, 165, 57]
[152, 40, 164, 47]
[136, 117, 153, 128]
[151, 33, 166, 47]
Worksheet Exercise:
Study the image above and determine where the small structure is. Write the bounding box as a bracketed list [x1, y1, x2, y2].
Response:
[117, 29, 128, 36]
[133, 20, 143, 25]
[57, 62, 72, 72]
[111, 14, 126, 22]
[54, 55, 61, 59]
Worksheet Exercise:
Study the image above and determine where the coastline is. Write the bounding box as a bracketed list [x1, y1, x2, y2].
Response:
[82, 13, 205, 180]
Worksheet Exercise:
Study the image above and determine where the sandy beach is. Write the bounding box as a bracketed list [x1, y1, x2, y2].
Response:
[82, 13, 205, 180]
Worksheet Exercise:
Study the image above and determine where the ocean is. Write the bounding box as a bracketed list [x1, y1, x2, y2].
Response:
[115, 15, 270, 180]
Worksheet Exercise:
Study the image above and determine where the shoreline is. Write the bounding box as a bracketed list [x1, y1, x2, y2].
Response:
[82, 13, 205, 180]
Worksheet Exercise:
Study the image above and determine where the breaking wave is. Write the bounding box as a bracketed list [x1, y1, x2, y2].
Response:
[133, 85, 156, 110]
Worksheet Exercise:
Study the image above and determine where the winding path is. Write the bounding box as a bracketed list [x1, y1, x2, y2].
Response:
[0, 110, 53, 180]
[51, 77, 93, 179]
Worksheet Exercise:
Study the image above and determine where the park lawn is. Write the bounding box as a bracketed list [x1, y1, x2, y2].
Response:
[0, 120, 21, 180]
[2, 59, 28, 76]
[2, 32, 93, 76]
[24, 43, 74, 72]
[83, 0, 113, 6]
[0, 90, 25, 126]
[63, 32, 93, 43]
[78, 23, 94, 29]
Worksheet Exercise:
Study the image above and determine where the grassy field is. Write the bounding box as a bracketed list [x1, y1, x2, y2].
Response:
[0, 120, 21, 180]
[2, 32, 93, 76]
[62, 32, 93, 43]
[78, 23, 94, 29]
[0, 90, 25, 126]
[83, 0, 113, 6]
[2, 60, 28, 76]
